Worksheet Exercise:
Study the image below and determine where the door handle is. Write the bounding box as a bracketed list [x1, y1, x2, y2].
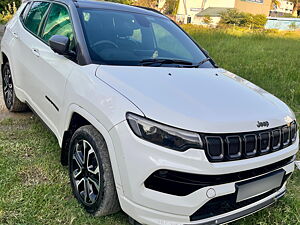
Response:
[32, 48, 40, 57]
[12, 32, 19, 39]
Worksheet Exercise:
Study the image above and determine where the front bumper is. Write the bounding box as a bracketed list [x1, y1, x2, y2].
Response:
[109, 121, 299, 225]
[120, 187, 287, 225]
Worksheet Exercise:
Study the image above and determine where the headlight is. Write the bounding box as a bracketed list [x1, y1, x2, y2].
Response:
[126, 113, 203, 151]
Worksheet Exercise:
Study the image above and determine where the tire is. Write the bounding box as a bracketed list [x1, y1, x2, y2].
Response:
[129, 216, 143, 225]
[68, 125, 120, 216]
[1, 62, 27, 112]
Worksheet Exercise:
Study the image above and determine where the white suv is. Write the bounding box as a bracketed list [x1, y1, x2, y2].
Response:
[1, 0, 299, 224]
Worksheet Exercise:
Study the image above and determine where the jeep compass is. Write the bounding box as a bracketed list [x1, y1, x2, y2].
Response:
[1, 0, 299, 224]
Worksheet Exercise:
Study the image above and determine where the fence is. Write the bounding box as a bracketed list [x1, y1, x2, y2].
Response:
[265, 17, 300, 30]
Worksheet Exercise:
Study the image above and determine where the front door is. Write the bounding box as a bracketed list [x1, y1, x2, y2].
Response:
[31, 3, 77, 133]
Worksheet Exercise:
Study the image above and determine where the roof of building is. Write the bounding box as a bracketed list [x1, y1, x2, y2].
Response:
[196, 7, 231, 17]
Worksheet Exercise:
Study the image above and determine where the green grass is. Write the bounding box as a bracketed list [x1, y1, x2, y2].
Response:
[0, 27, 299, 225]
[0, 118, 128, 225]
[184, 26, 300, 119]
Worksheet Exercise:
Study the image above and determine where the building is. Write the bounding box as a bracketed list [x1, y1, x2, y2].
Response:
[177, 0, 272, 25]
[158, 0, 166, 9]
[270, 0, 294, 16]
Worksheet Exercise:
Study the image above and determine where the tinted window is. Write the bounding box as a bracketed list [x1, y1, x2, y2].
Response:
[79, 9, 210, 67]
[24, 2, 50, 35]
[152, 23, 192, 60]
[42, 3, 74, 48]
[20, 2, 31, 21]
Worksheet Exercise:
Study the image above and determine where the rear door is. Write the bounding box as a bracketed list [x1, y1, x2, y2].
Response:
[8, 1, 51, 102]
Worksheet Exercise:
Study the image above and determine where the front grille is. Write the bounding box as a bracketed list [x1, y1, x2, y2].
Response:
[202, 121, 298, 162]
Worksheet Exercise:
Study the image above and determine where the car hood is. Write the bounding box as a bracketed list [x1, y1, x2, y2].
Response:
[96, 66, 295, 133]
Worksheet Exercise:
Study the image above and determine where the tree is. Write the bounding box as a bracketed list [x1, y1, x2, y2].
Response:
[251, 14, 268, 29]
[289, 21, 298, 30]
[0, 0, 21, 12]
[220, 9, 267, 29]
[133, 0, 158, 8]
[289, 0, 299, 17]
[271, 0, 281, 8]
[162, 0, 179, 15]
[203, 15, 212, 26]
[220, 9, 245, 26]
[102, 0, 133, 4]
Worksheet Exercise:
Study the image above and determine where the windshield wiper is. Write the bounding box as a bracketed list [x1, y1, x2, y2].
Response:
[195, 57, 211, 67]
[139, 57, 212, 68]
[139, 58, 194, 67]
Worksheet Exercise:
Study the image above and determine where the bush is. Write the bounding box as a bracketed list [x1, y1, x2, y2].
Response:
[251, 14, 268, 29]
[203, 15, 212, 26]
[220, 9, 267, 29]
[0, 0, 20, 12]
[0, 2, 17, 24]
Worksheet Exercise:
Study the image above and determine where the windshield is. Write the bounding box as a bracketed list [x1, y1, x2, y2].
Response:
[78, 8, 212, 67]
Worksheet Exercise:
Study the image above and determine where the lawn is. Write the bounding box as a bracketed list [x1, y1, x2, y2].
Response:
[0, 27, 299, 225]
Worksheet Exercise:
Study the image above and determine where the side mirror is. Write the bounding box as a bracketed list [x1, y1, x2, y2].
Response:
[49, 35, 70, 55]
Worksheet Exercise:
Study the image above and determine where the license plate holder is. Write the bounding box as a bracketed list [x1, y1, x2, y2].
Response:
[236, 169, 285, 203]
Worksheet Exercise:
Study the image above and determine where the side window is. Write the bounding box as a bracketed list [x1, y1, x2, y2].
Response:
[41, 4, 74, 49]
[23, 2, 50, 35]
[131, 29, 142, 43]
[20, 2, 31, 21]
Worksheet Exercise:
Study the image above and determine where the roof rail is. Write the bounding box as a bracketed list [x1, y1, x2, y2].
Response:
[132, 5, 164, 15]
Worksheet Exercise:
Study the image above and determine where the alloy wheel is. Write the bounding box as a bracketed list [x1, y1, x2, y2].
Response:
[71, 140, 101, 205]
[2, 65, 13, 109]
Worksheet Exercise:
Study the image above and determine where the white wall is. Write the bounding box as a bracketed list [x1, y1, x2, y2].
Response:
[193, 16, 221, 27]
[177, 0, 235, 24]
[177, 0, 205, 15]
[177, 0, 206, 23]
[158, 0, 166, 9]
[272, 0, 294, 14]
[203, 0, 235, 9]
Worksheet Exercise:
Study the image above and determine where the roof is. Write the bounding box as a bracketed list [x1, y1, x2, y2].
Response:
[196, 7, 231, 17]
[75, 0, 166, 18]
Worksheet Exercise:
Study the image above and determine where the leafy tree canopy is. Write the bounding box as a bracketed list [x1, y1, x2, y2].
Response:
[220, 9, 267, 29]
[0, 0, 21, 13]
[103, 0, 133, 4]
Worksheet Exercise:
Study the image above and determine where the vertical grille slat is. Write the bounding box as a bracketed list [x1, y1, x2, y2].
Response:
[282, 126, 290, 147]
[205, 137, 224, 161]
[203, 122, 298, 163]
[259, 132, 271, 154]
[272, 129, 281, 151]
[226, 136, 242, 160]
[244, 134, 257, 158]
[290, 122, 297, 143]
